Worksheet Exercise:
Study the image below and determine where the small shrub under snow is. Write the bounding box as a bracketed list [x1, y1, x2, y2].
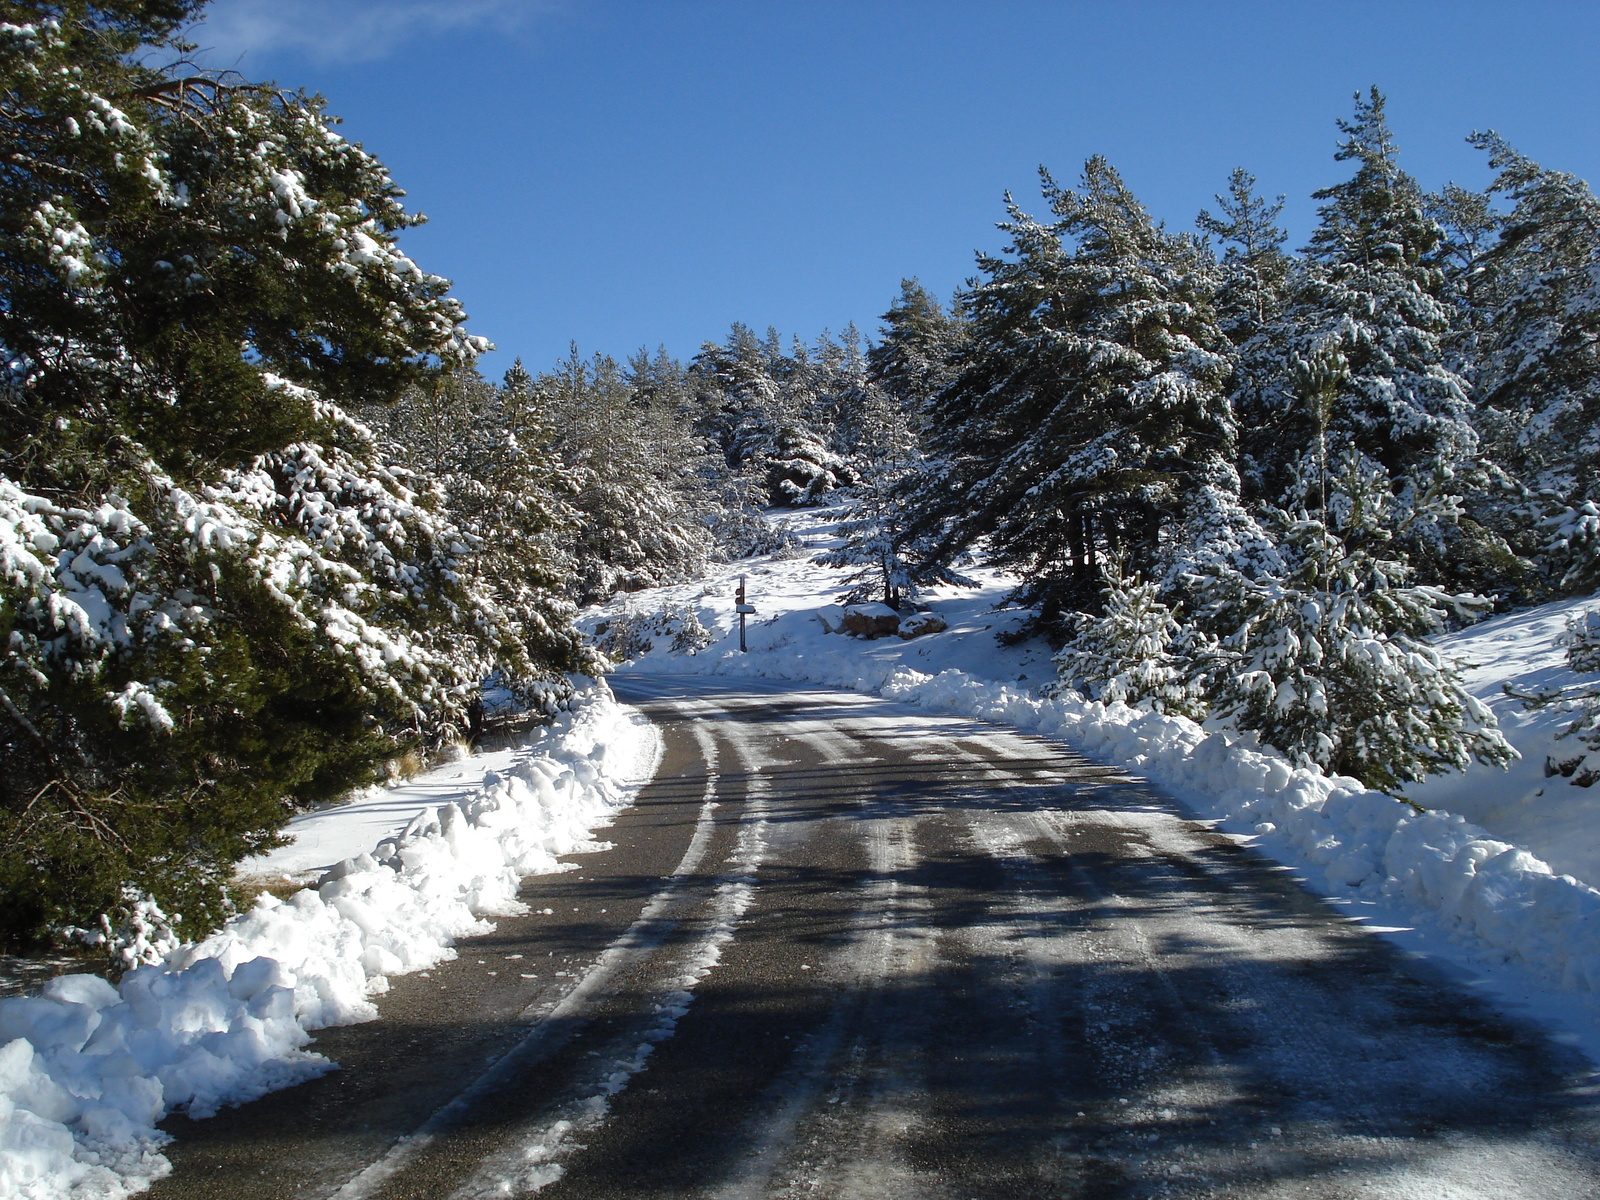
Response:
[596, 602, 715, 662]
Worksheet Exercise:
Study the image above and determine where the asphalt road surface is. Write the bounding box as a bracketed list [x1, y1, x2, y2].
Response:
[148, 674, 1600, 1199]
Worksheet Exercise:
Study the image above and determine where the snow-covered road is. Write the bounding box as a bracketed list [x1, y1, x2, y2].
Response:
[145, 676, 1600, 1198]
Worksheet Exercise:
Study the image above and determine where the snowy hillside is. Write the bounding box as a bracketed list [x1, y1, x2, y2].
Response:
[1408, 597, 1600, 887]
[584, 504, 1058, 689]
[586, 505, 1600, 1068]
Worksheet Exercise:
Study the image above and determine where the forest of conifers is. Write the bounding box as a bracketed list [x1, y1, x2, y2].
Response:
[6, 1, 1600, 952]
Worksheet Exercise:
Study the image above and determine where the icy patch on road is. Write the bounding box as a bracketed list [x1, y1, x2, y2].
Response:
[0, 681, 658, 1200]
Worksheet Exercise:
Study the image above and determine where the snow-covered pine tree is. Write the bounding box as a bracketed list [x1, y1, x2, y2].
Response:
[359, 365, 590, 710]
[814, 460, 973, 607]
[618, 346, 720, 516]
[1243, 90, 1481, 583]
[915, 157, 1251, 623]
[670, 334, 791, 558]
[1050, 561, 1208, 718]
[690, 324, 861, 506]
[691, 323, 787, 478]
[540, 346, 712, 602]
[701, 469, 800, 560]
[762, 423, 855, 505]
[1195, 169, 1301, 511]
[866, 279, 968, 417]
[1192, 455, 1512, 791]
[816, 323, 918, 470]
[1465, 133, 1600, 593]
[1415, 179, 1537, 601]
[1425, 181, 1505, 376]
[0, 1, 566, 947]
[1197, 167, 1291, 343]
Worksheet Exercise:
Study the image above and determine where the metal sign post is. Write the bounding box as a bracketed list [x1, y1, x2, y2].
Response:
[736, 574, 753, 653]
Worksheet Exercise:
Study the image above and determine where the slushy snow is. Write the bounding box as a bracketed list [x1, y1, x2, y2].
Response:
[0, 681, 659, 1200]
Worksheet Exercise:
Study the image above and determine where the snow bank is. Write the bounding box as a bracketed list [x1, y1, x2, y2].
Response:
[0, 682, 657, 1200]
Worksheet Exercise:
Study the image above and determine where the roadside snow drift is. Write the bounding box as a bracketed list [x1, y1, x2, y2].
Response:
[0, 682, 658, 1200]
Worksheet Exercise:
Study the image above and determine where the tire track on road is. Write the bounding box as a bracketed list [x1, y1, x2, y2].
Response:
[327, 720, 735, 1199]
[446, 722, 774, 1198]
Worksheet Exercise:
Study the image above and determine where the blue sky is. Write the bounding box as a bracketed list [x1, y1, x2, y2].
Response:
[192, 0, 1600, 380]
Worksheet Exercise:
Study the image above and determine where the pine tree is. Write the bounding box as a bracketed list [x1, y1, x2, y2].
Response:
[1197, 167, 1290, 340]
[1196, 169, 1297, 510]
[540, 347, 712, 602]
[1469, 132, 1600, 477]
[814, 462, 973, 607]
[1462, 133, 1600, 592]
[1192, 455, 1512, 791]
[816, 323, 918, 469]
[0, 1, 556, 947]
[690, 324, 863, 506]
[916, 157, 1250, 621]
[1050, 561, 1208, 718]
[1425, 181, 1505, 374]
[1242, 90, 1480, 583]
[1419, 178, 1543, 602]
[866, 279, 968, 415]
[359, 366, 590, 708]
[1305, 90, 1476, 483]
[691, 323, 785, 474]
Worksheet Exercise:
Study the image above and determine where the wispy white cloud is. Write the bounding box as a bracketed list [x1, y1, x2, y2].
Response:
[193, 0, 557, 66]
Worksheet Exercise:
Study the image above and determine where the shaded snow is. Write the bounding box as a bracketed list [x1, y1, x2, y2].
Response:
[246, 747, 549, 884]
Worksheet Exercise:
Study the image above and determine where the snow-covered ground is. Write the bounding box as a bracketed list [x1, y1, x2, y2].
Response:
[1408, 596, 1600, 886]
[0, 682, 659, 1200]
[243, 743, 550, 886]
[595, 506, 1055, 687]
[586, 504, 1600, 1073]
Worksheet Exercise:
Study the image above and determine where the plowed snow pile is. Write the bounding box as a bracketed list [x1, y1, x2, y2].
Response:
[0, 682, 659, 1200]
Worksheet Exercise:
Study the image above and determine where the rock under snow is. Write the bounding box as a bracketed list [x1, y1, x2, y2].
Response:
[813, 604, 847, 634]
[842, 603, 900, 638]
[897, 611, 947, 640]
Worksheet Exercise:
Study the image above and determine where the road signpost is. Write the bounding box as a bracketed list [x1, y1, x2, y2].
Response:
[736, 575, 754, 652]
